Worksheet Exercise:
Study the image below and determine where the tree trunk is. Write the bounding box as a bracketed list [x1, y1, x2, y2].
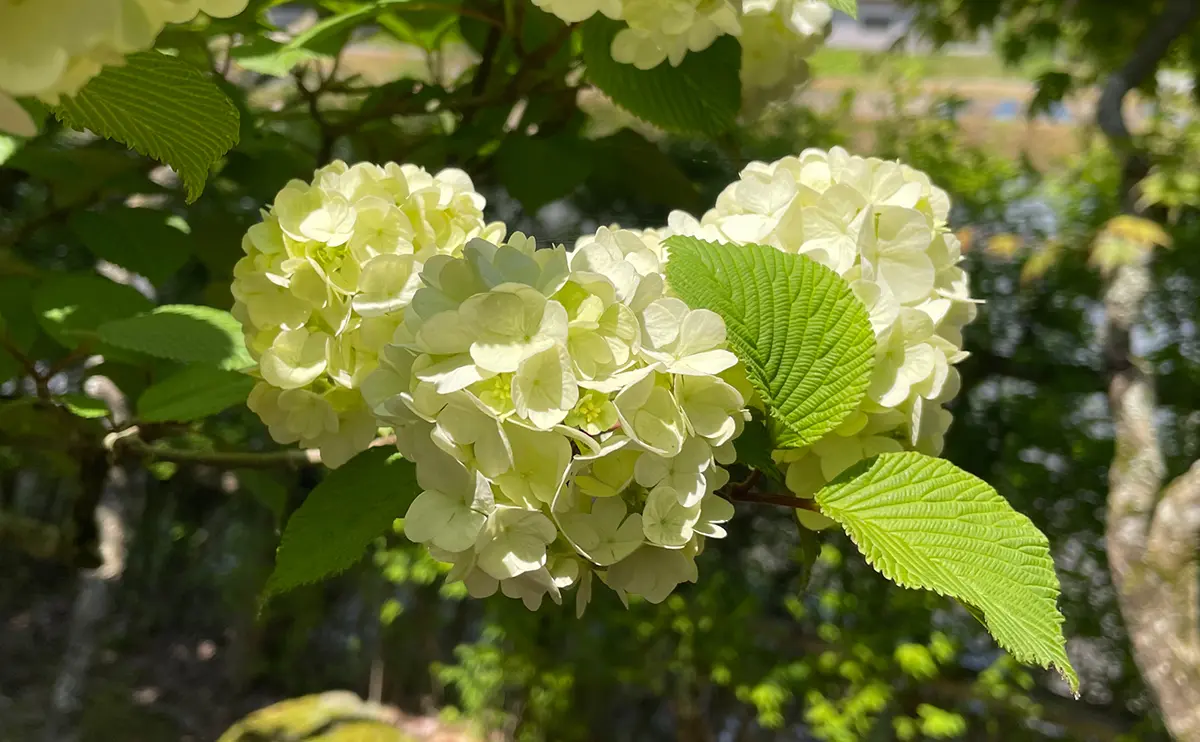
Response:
[1096, 2, 1200, 738]
[43, 462, 146, 742]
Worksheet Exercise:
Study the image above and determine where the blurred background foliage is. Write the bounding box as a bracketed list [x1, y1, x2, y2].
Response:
[2, 1, 1200, 741]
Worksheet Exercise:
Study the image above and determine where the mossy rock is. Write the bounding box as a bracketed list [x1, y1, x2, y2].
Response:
[218, 692, 413, 742]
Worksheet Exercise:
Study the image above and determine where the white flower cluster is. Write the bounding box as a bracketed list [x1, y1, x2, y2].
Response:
[236, 148, 974, 608]
[361, 229, 749, 612]
[232, 161, 505, 467]
[0, 0, 249, 137]
[668, 146, 976, 529]
[533, 0, 829, 90]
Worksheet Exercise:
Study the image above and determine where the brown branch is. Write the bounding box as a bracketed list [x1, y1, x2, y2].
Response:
[1096, 0, 1200, 149]
[725, 476, 821, 513]
[105, 429, 397, 470]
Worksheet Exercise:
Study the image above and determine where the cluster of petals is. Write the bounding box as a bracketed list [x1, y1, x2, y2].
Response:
[667, 146, 977, 528]
[533, 0, 830, 84]
[0, 0, 249, 136]
[232, 160, 505, 467]
[360, 229, 750, 612]
[236, 146, 974, 608]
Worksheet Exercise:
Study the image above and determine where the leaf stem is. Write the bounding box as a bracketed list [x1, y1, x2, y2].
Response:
[726, 488, 822, 512]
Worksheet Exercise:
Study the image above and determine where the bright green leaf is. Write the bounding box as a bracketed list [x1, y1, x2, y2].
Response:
[70, 208, 193, 285]
[97, 305, 253, 370]
[664, 236, 875, 448]
[35, 274, 153, 350]
[53, 51, 240, 202]
[57, 393, 112, 419]
[137, 366, 255, 422]
[581, 17, 741, 136]
[266, 448, 419, 596]
[230, 36, 325, 77]
[828, 0, 858, 18]
[814, 452, 1078, 692]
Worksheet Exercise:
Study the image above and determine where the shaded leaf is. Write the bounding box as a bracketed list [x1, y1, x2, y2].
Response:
[97, 305, 253, 370]
[70, 208, 193, 285]
[581, 17, 741, 136]
[137, 366, 255, 422]
[53, 51, 240, 202]
[266, 448, 419, 596]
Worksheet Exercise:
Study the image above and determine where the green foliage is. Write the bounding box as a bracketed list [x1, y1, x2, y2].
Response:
[495, 133, 593, 212]
[53, 51, 240, 202]
[218, 691, 415, 742]
[664, 236, 875, 449]
[34, 274, 154, 350]
[267, 448, 419, 596]
[137, 366, 255, 422]
[827, 0, 858, 18]
[733, 418, 786, 484]
[815, 452, 1078, 692]
[57, 393, 112, 420]
[97, 305, 253, 370]
[581, 17, 741, 136]
[69, 208, 193, 285]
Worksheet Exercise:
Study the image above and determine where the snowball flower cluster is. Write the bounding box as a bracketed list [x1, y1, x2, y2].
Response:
[235, 147, 975, 608]
[534, 0, 830, 91]
[232, 161, 505, 467]
[0, 0, 249, 137]
[361, 229, 749, 612]
[668, 146, 976, 528]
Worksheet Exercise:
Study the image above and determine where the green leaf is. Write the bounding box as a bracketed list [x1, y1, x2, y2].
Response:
[266, 448, 418, 596]
[53, 51, 240, 203]
[581, 16, 741, 136]
[592, 130, 704, 212]
[57, 393, 112, 419]
[0, 279, 39, 383]
[137, 366, 255, 422]
[814, 452, 1078, 692]
[828, 0, 858, 18]
[35, 274, 153, 350]
[733, 418, 785, 485]
[230, 36, 325, 77]
[97, 305, 253, 370]
[664, 236, 875, 448]
[495, 134, 594, 212]
[70, 208, 193, 285]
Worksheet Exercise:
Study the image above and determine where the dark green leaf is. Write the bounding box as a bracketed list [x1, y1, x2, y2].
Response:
[137, 366, 255, 422]
[35, 274, 153, 350]
[495, 134, 594, 212]
[733, 418, 785, 484]
[266, 448, 419, 596]
[592, 130, 704, 212]
[70, 208, 193, 285]
[97, 305, 253, 370]
[581, 16, 741, 136]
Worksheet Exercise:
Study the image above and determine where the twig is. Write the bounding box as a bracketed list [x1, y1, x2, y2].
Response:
[724, 472, 821, 513]
[111, 433, 321, 469]
[0, 331, 48, 398]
